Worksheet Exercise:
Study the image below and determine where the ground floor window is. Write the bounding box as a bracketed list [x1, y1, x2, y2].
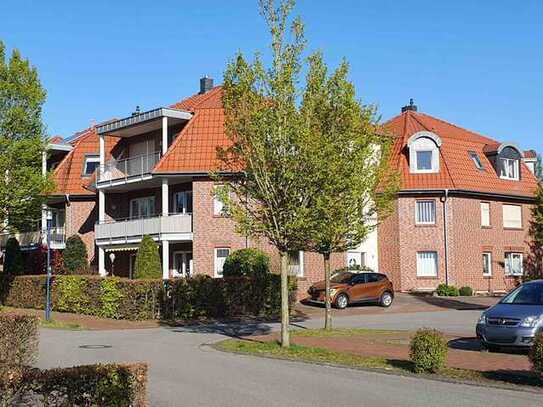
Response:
[347, 251, 366, 268]
[504, 252, 523, 276]
[288, 251, 304, 277]
[214, 248, 230, 277]
[173, 251, 193, 277]
[482, 252, 492, 276]
[416, 251, 438, 277]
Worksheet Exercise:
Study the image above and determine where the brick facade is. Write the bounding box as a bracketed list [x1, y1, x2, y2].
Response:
[64, 198, 97, 263]
[378, 194, 532, 293]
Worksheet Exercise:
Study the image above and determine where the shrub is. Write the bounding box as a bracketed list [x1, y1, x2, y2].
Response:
[4, 237, 23, 275]
[458, 286, 473, 296]
[52, 249, 65, 274]
[134, 235, 161, 279]
[1, 274, 296, 321]
[436, 284, 459, 297]
[63, 235, 89, 274]
[529, 333, 543, 374]
[0, 313, 39, 365]
[1, 362, 147, 406]
[409, 328, 448, 373]
[222, 248, 270, 278]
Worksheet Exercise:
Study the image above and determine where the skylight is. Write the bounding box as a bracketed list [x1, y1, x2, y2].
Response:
[469, 151, 484, 170]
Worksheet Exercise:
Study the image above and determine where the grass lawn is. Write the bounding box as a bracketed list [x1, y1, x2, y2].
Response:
[39, 319, 81, 330]
[215, 329, 543, 391]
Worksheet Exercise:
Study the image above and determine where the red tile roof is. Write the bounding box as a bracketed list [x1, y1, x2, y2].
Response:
[524, 149, 537, 159]
[384, 110, 538, 198]
[51, 127, 119, 196]
[153, 87, 229, 173]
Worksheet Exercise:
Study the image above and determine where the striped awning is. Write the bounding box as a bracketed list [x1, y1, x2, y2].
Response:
[104, 245, 138, 252]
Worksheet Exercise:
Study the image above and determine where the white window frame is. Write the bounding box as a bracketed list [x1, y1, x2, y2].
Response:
[288, 250, 304, 277]
[480, 202, 490, 227]
[129, 196, 155, 219]
[347, 251, 366, 268]
[408, 133, 441, 174]
[504, 252, 523, 276]
[416, 251, 438, 277]
[499, 157, 520, 180]
[83, 155, 100, 176]
[172, 191, 193, 214]
[214, 247, 230, 277]
[415, 200, 436, 225]
[482, 252, 492, 277]
[502, 204, 522, 229]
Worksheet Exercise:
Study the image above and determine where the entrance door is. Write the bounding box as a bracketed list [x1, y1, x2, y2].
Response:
[173, 251, 193, 278]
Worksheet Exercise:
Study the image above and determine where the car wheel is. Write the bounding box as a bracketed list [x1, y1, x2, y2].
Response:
[379, 291, 393, 307]
[334, 293, 349, 310]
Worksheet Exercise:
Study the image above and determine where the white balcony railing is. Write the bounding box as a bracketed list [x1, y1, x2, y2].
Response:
[0, 227, 65, 250]
[99, 152, 161, 183]
[95, 213, 192, 243]
[49, 227, 66, 248]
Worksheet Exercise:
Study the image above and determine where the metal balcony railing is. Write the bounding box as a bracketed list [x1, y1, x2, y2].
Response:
[49, 227, 66, 247]
[95, 213, 193, 243]
[99, 152, 161, 183]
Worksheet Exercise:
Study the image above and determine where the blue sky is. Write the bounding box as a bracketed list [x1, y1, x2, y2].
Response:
[1, 0, 541, 152]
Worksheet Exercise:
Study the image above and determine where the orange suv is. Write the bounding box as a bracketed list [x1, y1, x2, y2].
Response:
[307, 271, 394, 309]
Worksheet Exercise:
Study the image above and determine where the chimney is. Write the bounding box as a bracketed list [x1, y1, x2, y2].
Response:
[199, 76, 214, 94]
[131, 106, 141, 117]
[401, 98, 418, 113]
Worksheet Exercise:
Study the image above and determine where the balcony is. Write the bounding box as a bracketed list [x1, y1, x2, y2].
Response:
[0, 227, 65, 250]
[99, 152, 161, 184]
[95, 213, 193, 245]
[49, 227, 66, 249]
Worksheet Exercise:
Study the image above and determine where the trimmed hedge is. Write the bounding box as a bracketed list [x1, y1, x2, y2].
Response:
[4, 237, 23, 275]
[0, 313, 39, 365]
[458, 286, 473, 296]
[0, 274, 297, 321]
[409, 328, 448, 373]
[134, 235, 161, 279]
[63, 234, 90, 274]
[1, 362, 147, 406]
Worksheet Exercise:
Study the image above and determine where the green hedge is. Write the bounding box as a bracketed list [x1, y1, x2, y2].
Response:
[435, 284, 459, 297]
[1, 362, 147, 406]
[409, 328, 448, 373]
[222, 248, 270, 278]
[0, 274, 297, 321]
[0, 313, 39, 365]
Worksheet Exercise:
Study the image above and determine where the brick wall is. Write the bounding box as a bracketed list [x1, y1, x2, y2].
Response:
[381, 194, 533, 293]
[65, 198, 97, 263]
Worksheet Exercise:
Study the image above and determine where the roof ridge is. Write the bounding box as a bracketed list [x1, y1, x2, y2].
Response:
[171, 86, 222, 111]
[415, 112, 497, 144]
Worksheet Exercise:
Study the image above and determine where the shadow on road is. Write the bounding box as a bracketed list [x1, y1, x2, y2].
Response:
[410, 295, 491, 311]
[448, 337, 530, 356]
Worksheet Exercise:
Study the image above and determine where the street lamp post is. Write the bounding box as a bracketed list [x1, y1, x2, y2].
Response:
[109, 252, 116, 277]
[45, 209, 52, 321]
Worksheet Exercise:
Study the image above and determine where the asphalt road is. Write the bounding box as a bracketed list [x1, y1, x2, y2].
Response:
[37, 309, 541, 407]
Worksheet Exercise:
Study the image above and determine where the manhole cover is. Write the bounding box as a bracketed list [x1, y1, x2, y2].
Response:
[79, 345, 112, 349]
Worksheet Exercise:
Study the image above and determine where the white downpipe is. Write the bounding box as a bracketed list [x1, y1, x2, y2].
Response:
[98, 190, 105, 223]
[162, 116, 168, 155]
[98, 247, 106, 277]
[99, 134, 105, 177]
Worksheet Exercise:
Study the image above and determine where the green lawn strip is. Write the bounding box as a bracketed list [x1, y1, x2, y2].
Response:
[291, 328, 403, 337]
[215, 338, 543, 390]
[40, 319, 82, 330]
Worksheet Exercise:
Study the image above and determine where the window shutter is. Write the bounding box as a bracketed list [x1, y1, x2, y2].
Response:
[503, 205, 522, 228]
[480, 202, 490, 227]
[416, 252, 438, 277]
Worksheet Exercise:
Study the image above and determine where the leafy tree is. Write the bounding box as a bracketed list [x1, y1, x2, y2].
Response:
[4, 237, 23, 275]
[134, 235, 161, 279]
[223, 248, 270, 278]
[535, 154, 543, 182]
[299, 53, 397, 329]
[217, 0, 315, 347]
[63, 235, 89, 274]
[0, 41, 52, 233]
[525, 185, 543, 280]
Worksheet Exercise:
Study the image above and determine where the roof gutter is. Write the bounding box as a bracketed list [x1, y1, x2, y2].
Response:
[398, 189, 536, 202]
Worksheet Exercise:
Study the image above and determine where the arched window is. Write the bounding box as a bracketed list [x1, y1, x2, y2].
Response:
[497, 144, 521, 181]
[407, 131, 442, 174]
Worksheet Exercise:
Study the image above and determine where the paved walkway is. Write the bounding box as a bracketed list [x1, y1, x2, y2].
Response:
[36, 307, 541, 407]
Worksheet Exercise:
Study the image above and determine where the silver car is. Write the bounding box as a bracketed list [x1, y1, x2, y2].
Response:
[476, 280, 543, 350]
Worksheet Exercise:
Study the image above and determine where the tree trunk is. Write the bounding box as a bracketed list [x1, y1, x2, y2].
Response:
[280, 251, 290, 348]
[324, 252, 332, 330]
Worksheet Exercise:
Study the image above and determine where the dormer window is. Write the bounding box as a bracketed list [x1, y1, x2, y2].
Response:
[499, 157, 519, 180]
[407, 131, 442, 174]
[83, 154, 100, 176]
[469, 151, 484, 170]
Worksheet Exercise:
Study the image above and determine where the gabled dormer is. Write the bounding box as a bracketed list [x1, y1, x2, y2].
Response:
[407, 131, 442, 174]
[483, 143, 523, 181]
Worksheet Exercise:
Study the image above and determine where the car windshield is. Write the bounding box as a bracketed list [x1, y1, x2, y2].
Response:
[500, 284, 543, 305]
[330, 272, 354, 283]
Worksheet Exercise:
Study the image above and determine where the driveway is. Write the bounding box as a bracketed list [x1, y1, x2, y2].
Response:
[37, 307, 540, 407]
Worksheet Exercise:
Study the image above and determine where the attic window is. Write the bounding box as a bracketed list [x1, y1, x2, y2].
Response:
[407, 131, 442, 174]
[469, 151, 484, 170]
[83, 155, 100, 176]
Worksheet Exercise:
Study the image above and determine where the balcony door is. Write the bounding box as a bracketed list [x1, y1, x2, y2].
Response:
[173, 191, 193, 215]
[130, 196, 155, 219]
[173, 251, 193, 278]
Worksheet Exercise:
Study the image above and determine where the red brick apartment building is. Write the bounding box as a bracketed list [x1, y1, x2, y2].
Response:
[5, 80, 538, 295]
[379, 101, 539, 294]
